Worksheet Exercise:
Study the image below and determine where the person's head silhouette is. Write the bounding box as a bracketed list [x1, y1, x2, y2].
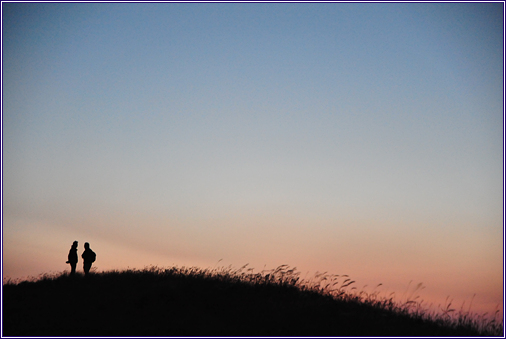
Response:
[72, 241, 78, 248]
[84, 242, 90, 250]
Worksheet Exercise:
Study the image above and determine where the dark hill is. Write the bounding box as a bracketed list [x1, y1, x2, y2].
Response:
[2, 266, 502, 336]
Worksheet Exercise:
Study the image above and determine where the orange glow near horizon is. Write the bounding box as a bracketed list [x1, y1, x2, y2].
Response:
[3, 210, 503, 320]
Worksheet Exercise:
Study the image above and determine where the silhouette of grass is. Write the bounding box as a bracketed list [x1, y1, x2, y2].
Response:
[3, 264, 503, 336]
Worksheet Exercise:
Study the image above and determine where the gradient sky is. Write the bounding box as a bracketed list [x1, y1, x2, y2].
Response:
[2, 2, 504, 317]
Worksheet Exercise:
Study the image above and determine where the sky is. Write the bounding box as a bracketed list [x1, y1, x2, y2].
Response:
[2, 2, 504, 318]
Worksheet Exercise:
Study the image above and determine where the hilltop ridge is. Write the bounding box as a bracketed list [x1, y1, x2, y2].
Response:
[3, 265, 502, 336]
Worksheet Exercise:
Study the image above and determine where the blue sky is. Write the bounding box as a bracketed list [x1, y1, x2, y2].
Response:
[2, 2, 504, 316]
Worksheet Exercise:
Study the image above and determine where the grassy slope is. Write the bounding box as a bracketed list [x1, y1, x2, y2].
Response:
[3, 266, 502, 337]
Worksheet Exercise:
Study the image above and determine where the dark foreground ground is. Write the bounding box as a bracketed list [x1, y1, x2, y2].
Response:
[3, 267, 501, 336]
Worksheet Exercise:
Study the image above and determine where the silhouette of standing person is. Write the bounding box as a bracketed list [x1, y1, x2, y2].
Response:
[81, 242, 96, 276]
[66, 241, 78, 275]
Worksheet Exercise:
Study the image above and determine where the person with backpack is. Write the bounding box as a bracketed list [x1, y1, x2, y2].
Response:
[66, 241, 78, 275]
[81, 242, 96, 276]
